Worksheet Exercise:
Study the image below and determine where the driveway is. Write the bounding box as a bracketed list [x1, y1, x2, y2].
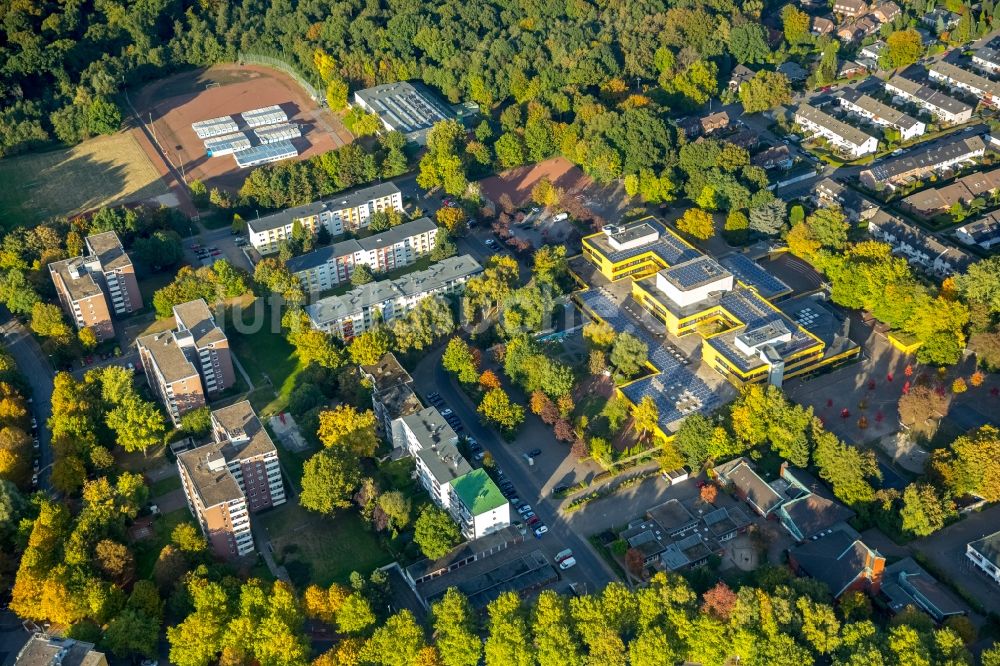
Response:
[0, 310, 54, 492]
[563, 474, 699, 535]
[412, 344, 618, 594]
[909, 504, 1000, 616]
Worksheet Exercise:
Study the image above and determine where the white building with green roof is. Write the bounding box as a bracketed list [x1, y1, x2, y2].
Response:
[449, 469, 511, 539]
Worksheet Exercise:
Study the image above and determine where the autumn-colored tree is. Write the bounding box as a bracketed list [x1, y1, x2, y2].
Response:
[530, 391, 559, 425]
[952, 377, 968, 394]
[701, 582, 737, 622]
[583, 321, 616, 348]
[699, 483, 718, 504]
[554, 419, 574, 442]
[624, 548, 645, 578]
[970, 371, 985, 387]
[479, 369, 502, 390]
[437, 206, 469, 235]
[676, 208, 715, 240]
[316, 405, 378, 456]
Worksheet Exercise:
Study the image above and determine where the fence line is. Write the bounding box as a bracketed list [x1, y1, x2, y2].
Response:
[237, 51, 324, 104]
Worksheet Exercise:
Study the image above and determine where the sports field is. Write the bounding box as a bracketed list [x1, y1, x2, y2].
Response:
[0, 133, 172, 229]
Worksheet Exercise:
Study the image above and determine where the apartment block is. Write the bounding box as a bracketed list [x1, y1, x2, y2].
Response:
[972, 46, 1000, 75]
[859, 134, 985, 189]
[172, 299, 236, 395]
[359, 352, 423, 437]
[136, 298, 234, 425]
[392, 406, 509, 539]
[929, 60, 1000, 106]
[884, 75, 973, 125]
[287, 217, 437, 292]
[966, 530, 1000, 585]
[794, 103, 878, 158]
[868, 210, 972, 277]
[838, 89, 925, 141]
[306, 255, 482, 339]
[247, 182, 404, 255]
[177, 401, 285, 559]
[136, 330, 205, 426]
[15, 634, 107, 666]
[48, 231, 142, 341]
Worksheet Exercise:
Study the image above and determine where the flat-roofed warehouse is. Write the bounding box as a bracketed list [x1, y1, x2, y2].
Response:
[241, 104, 288, 128]
[233, 140, 298, 168]
[354, 81, 457, 145]
[204, 132, 251, 157]
[192, 115, 239, 139]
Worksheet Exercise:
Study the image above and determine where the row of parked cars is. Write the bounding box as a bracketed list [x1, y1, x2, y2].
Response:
[426, 392, 464, 433]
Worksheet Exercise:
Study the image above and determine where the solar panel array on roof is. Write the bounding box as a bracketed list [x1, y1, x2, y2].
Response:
[718, 254, 791, 298]
[254, 123, 301, 144]
[233, 140, 298, 168]
[241, 105, 288, 128]
[204, 132, 251, 157]
[662, 257, 729, 290]
[192, 115, 239, 139]
[601, 219, 702, 265]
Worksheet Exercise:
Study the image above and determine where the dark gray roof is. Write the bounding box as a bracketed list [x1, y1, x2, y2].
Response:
[286, 217, 436, 273]
[969, 529, 1000, 569]
[886, 75, 972, 116]
[780, 494, 856, 541]
[931, 61, 1000, 97]
[796, 103, 876, 147]
[863, 135, 985, 183]
[16, 635, 105, 666]
[247, 182, 402, 234]
[791, 529, 882, 597]
[883, 557, 966, 618]
[659, 256, 732, 291]
[719, 460, 784, 514]
[838, 88, 922, 131]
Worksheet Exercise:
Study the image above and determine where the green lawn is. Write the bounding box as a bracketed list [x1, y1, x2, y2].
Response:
[138, 270, 181, 313]
[133, 508, 192, 579]
[149, 474, 182, 498]
[226, 303, 303, 416]
[259, 502, 393, 587]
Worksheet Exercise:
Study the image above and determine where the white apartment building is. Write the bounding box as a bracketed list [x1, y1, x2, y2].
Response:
[287, 217, 437, 292]
[794, 103, 878, 157]
[929, 61, 1000, 107]
[885, 76, 974, 126]
[972, 47, 1000, 75]
[306, 255, 482, 339]
[392, 406, 510, 539]
[967, 530, 1000, 585]
[838, 89, 925, 141]
[247, 182, 404, 255]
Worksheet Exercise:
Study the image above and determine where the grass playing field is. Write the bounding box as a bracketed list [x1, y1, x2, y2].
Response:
[0, 132, 171, 229]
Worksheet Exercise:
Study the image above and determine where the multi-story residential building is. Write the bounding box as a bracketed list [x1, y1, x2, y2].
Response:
[137, 298, 234, 424]
[884, 75, 973, 125]
[813, 178, 880, 221]
[868, 210, 972, 277]
[956, 212, 1000, 250]
[353, 81, 458, 145]
[859, 134, 985, 189]
[972, 46, 1000, 75]
[15, 635, 108, 666]
[359, 352, 422, 437]
[177, 401, 285, 559]
[929, 60, 1000, 106]
[247, 183, 404, 254]
[838, 89, 925, 140]
[901, 166, 1000, 217]
[392, 406, 510, 538]
[794, 104, 878, 157]
[48, 231, 142, 341]
[306, 254, 482, 339]
[966, 529, 1000, 585]
[172, 299, 236, 395]
[136, 330, 205, 425]
[287, 217, 437, 292]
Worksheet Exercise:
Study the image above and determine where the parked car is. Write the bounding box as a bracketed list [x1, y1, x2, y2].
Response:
[528, 448, 542, 457]
[31, 474, 38, 487]
[552, 484, 570, 495]
[485, 239, 499, 249]
[32, 438, 39, 449]
[440, 408, 454, 417]
[554, 549, 573, 563]
[527, 516, 541, 527]
[534, 526, 549, 538]
[558, 556, 576, 569]
[521, 511, 535, 521]
[517, 504, 532, 515]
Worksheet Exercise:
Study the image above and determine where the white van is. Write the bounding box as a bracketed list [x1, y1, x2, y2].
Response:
[555, 549, 573, 563]
[559, 557, 577, 570]
[552, 212, 569, 222]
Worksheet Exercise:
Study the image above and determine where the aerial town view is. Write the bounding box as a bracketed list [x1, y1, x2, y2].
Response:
[6, 1, 1000, 664]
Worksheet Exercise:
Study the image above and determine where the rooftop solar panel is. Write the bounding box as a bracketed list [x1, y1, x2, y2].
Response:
[718, 255, 790, 298]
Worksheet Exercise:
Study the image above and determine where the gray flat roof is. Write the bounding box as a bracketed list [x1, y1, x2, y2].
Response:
[211, 400, 276, 460]
[354, 81, 456, 135]
[173, 299, 226, 348]
[248, 182, 402, 234]
[86, 231, 131, 271]
[306, 254, 481, 326]
[137, 331, 199, 384]
[287, 217, 436, 273]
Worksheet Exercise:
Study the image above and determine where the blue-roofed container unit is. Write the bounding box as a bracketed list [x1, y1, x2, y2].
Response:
[233, 140, 298, 168]
[204, 132, 251, 157]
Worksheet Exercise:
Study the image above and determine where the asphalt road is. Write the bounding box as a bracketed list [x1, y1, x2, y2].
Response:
[413, 345, 617, 594]
[0, 308, 54, 492]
